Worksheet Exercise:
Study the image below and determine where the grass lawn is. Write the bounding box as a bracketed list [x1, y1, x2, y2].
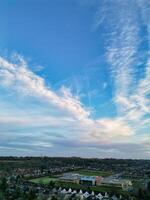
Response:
[73, 170, 113, 177]
[30, 176, 58, 184]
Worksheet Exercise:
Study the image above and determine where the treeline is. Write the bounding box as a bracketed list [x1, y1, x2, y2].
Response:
[0, 157, 150, 171]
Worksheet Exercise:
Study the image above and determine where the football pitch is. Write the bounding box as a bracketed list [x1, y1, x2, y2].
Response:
[72, 169, 113, 177]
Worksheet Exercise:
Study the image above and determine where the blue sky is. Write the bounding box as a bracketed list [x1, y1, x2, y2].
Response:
[0, 0, 149, 158]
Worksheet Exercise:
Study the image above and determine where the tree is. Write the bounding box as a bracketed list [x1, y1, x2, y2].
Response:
[27, 189, 36, 200]
[0, 177, 7, 193]
[49, 181, 55, 188]
[0, 191, 5, 200]
[12, 186, 22, 199]
[51, 196, 58, 200]
[147, 181, 150, 193]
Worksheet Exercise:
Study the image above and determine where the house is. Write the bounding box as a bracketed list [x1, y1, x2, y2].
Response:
[83, 191, 90, 198]
[111, 195, 118, 200]
[96, 193, 103, 200]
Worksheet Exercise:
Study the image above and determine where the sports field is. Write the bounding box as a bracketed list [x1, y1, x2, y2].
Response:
[30, 170, 112, 185]
[73, 169, 113, 177]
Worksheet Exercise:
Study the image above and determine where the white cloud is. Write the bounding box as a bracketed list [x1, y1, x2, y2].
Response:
[0, 53, 135, 148]
[0, 49, 149, 155]
[0, 55, 90, 121]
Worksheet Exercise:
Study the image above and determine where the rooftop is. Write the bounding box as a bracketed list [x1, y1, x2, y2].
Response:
[80, 176, 96, 181]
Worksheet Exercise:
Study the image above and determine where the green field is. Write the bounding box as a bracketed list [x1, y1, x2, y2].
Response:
[73, 169, 113, 177]
[30, 176, 58, 184]
[30, 170, 112, 185]
[30, 177, 122, 194]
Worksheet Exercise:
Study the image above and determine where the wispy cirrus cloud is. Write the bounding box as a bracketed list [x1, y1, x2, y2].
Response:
[91, 0, 150, 156]
[95, 0, 150, 122]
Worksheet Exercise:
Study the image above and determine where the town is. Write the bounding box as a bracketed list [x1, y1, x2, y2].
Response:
[0, 157, 150, 200]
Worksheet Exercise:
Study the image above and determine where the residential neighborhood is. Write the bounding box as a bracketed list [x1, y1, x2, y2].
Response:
[0, 157, 150, 200]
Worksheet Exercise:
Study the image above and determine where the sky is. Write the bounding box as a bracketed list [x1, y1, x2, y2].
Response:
[0, 0, 149, 159]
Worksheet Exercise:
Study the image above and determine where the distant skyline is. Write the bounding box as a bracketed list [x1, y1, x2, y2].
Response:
[0, 0, 149, 159]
